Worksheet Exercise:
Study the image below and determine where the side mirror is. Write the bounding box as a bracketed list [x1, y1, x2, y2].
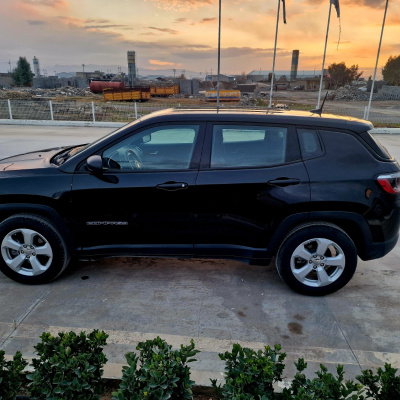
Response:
[86, 155, 103, 174]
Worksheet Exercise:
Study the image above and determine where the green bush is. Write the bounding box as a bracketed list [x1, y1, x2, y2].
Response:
[357, 364, 400, 400]
[27, 330, 108, 400]
[211, 343, 286, 400]
[281, 358, 364, 400]
[0, 350, 27, 400]
[112, 336, 199, 400]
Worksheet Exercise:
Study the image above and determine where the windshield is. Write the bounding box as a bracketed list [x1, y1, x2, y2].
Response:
[51, 120, 140, 166]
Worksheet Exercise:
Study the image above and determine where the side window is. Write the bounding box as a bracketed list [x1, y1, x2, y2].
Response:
[103, 125, 199, 171]
[298, 129, 324, 159]
[211, 125, 292, 168]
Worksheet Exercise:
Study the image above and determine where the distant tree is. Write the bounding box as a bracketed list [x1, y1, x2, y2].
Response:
[382, 55, 400, 86]
[328, 62, 363, 89]
[11, 57, 34, 86]
[236, 71, 247, 84]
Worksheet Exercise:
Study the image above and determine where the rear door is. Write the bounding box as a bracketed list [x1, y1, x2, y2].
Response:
[194, 122, 310, 257]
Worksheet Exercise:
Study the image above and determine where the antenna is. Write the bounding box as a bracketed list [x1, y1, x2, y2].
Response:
[310, 91, 329, 116]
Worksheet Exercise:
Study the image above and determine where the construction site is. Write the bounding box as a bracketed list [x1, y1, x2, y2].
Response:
[1, 50, 399, 126]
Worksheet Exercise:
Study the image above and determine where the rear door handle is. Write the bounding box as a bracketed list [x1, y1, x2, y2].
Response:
[267, 178, 301, 187]
[156, 181, 189, 191]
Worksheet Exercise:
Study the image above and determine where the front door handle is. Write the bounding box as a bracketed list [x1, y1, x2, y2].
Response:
[156, 181, 189, 191]
[268, 178, 301, 187]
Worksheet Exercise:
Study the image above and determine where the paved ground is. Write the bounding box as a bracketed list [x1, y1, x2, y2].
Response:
[1, 125, 400, 386]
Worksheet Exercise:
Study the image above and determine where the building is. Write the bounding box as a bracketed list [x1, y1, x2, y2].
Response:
[0, 73, 13, 88]
[247, 70, 320, 82]
[33, 56, 41, 77]
[205, 74, 236, 83]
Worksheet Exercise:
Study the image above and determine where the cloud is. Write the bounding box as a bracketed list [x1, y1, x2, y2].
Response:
[149, 59, 176, 66]
[174, 17, 187, 23]
[148, 26, 179, 34]
[85, 24, 132, 29]
[145, 0, 214, 11]
[26, 19, 46, 25]
[305, 0, 386, 8]
[85, 19, 110, 24]
[199, 17, 216, 23]
[21, 0, 67, 8]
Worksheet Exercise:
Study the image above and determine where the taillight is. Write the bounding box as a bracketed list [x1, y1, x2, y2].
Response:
[377, 172, 400, 194]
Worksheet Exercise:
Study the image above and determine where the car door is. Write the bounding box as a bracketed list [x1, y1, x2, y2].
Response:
[71, 123, 205, 254]
[194, 122, 310, 257]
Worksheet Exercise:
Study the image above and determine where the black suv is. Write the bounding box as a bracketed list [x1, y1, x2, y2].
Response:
[1, 109, 399, 295]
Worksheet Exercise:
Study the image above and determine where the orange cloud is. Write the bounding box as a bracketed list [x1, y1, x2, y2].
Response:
[145, 0, 214, 11]
[149, 59, 177, 66]
[21, 0, 68, 8]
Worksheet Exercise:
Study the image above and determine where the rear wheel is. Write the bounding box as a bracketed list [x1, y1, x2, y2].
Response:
[276, 224, 357, 295]
[0, 214, 70, 284]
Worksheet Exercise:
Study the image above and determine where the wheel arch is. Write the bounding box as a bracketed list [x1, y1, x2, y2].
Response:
[267, 211, 372, 260]
[0, 204, 77, 255]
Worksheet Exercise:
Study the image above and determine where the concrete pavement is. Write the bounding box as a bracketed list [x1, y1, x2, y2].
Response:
[1, 124, 400, 387]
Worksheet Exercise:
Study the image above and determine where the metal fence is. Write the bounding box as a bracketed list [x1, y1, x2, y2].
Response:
[0, 99, 399, 125]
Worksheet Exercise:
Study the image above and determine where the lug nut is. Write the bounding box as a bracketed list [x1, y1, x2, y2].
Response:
[21, 250, 24, 254]
[309, 260, 313, 263]
[26, 255, 30, 259]
[30, 245, 34, 249]
[23, 245, 27, 248]
[320, 263, 325, 267]
[32, 253, 36, 256]
[313, 255, 317, 258]
[321, 256, 324, 260]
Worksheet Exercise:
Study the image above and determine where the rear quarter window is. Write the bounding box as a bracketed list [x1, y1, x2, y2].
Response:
[297, 128, 324, 159]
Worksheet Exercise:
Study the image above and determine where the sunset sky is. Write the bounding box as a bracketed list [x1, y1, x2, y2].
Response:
[0, 0, 399, 78]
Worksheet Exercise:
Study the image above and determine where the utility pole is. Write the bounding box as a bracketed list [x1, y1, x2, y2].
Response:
[8, 60, 11, 73]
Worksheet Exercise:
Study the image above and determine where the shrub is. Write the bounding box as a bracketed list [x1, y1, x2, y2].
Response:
[357, 363, 400, 400]
[27, 330, 108, 400]
[0, 350, 27, 400]
[281, 358, 364, 400]
[112, 336, 199, 400]
[211, 343, 286, 400]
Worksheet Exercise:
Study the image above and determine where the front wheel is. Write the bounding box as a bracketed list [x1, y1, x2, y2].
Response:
[0, 214, 70, 284]
[276, 224, 357, 296]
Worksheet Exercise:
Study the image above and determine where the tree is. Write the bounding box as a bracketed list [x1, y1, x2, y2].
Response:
[382, 55, 400, 86]
[11, 57, 34, 86]
[328, 62, 363, 89]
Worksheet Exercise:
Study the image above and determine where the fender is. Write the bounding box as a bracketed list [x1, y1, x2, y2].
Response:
[266, 210, 379, 261]
[0, 203, 78, 254]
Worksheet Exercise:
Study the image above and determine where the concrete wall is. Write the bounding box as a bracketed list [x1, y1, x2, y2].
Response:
[179, 79, 200, 95]
[0, 73, 13, 88]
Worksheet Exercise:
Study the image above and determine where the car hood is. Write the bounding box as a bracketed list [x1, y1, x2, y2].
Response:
[0, 147, 64, 171]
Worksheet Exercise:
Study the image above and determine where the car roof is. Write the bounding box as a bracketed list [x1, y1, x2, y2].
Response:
[138, 108, 373, 133]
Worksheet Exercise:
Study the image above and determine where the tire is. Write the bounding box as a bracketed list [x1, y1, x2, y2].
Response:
[276, 223, 357, 296]
[0, 214, 70, 284]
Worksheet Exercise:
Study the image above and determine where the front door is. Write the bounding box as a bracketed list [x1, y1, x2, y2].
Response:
[71, 123, 205, 254]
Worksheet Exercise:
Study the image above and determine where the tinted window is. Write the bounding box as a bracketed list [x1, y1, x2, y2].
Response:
[211, 125, 290, 168]
[298, 129, 324, 159]
[103, 125, 199, 171]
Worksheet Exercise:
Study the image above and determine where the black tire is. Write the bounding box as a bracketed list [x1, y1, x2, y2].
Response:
[0, 214, 70, 284]
[276, 223, 357, 296]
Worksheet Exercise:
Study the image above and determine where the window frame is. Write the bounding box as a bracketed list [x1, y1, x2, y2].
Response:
[78, 122, 206, 173]
[200, 122, 300, 170]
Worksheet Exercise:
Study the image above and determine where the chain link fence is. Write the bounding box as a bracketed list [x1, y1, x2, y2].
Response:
[0, 99, 399, 125]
